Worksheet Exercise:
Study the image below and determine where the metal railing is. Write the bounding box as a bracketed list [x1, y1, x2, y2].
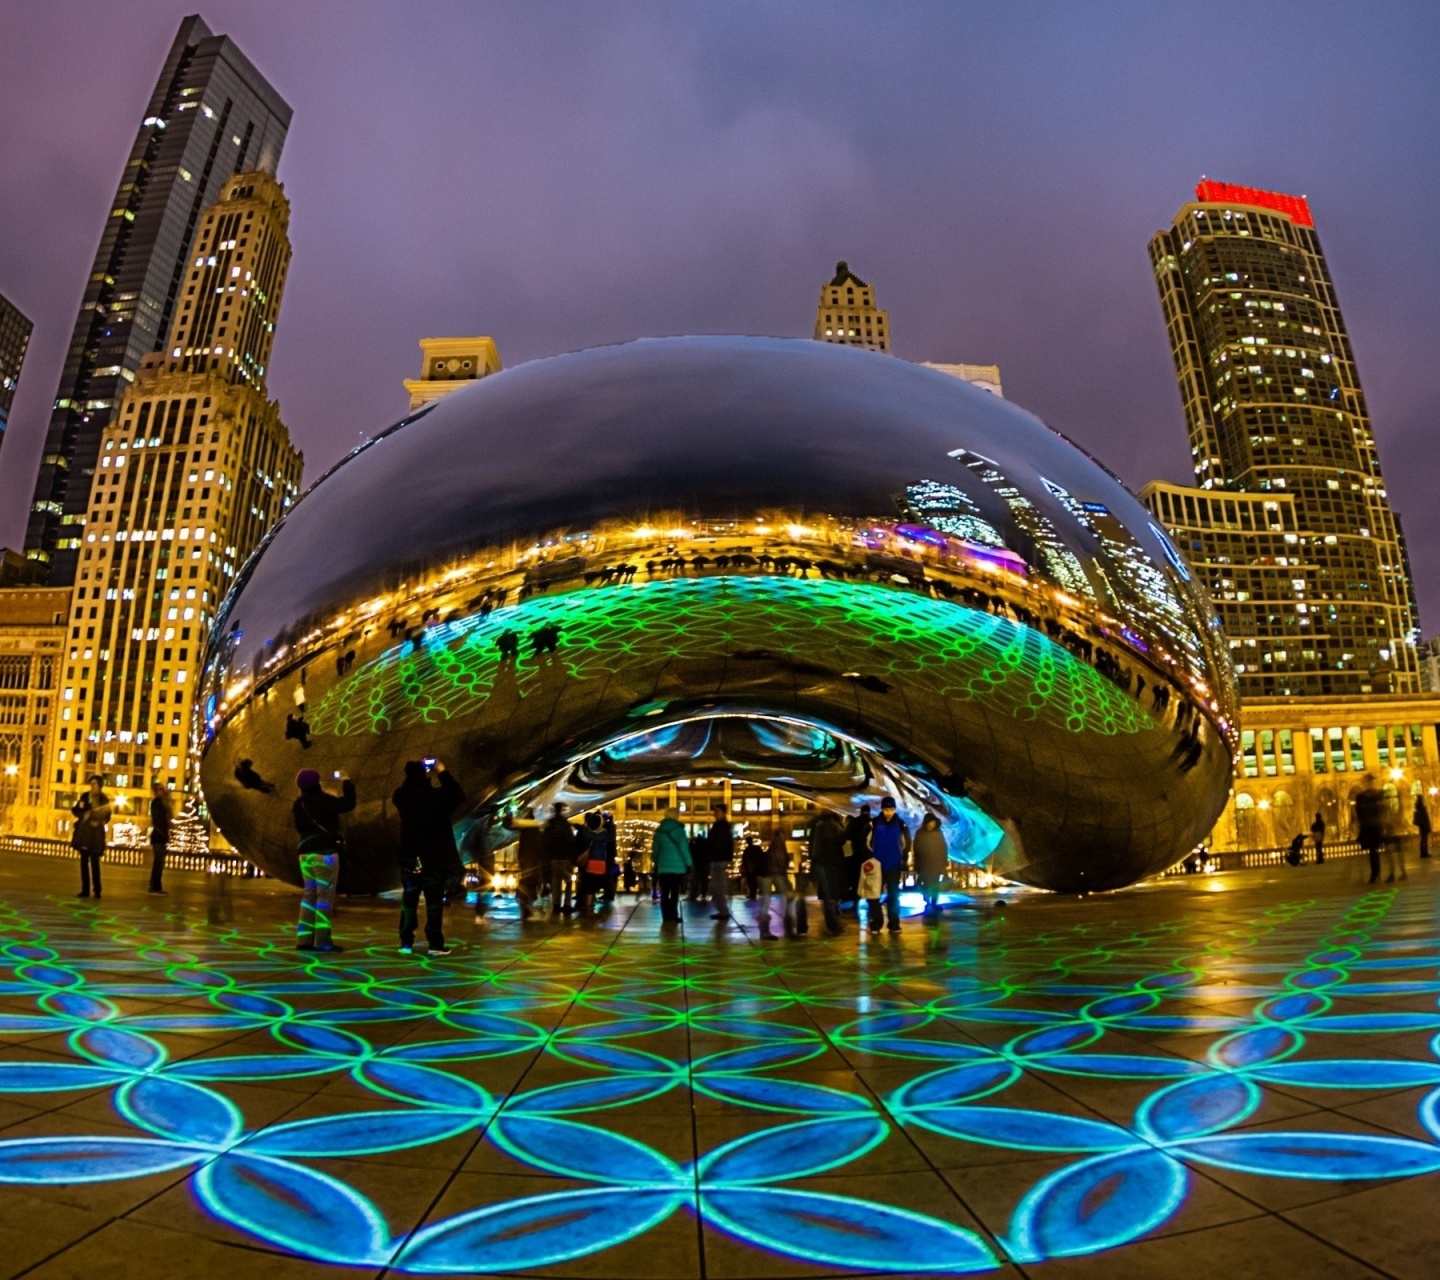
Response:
[1, 833, 261, 877]
[1162, 838, 1369, 876]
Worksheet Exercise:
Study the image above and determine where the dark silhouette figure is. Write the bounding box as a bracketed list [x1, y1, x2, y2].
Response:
[71, 776, 111, 900]
[843, 805, 873, 906]
[285, 712, 312, 750]
[707, 805, 734, 920]
[1311, 811, 1326, 863]
[234, 758, 276, 794]
[392, 760, 465, 954]
[148, 782, 172, 894]
[531, 624, 561, 655]
[1414, 795, 1431, 859]
[740, 837, 764, 900]
[514, 809, 545, 919]
[1354, 777, 1387, 884]
[808, 809, 847, 935]
[544, 804, 578, 917]
[496, 630, 520, 662]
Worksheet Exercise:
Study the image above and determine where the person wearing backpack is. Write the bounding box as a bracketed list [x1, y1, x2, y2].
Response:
[293, 768, 355, 952]
[577, 811, 611, 918]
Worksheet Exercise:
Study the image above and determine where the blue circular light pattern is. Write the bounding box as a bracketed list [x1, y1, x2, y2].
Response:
[0, 886, 1437, 1273]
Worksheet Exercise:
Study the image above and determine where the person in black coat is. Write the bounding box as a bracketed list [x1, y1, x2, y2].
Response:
[1354, 777, 1387, 885]
[148, 782, 172, 895]
[544, 804, 579, 918]
[392, 759, 465, 954]
[1414, 794, 1432, 860]
[707, 805, 734, 921]
[808, 809, 847, 935]
[842, 805, 872, 908]
[71, 775, 112, 900]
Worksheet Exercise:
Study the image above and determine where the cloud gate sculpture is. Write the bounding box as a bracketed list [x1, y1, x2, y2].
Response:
[199, 336, 1236, 893]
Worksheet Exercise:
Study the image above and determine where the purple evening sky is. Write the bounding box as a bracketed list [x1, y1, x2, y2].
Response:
[1, 2, 1437, 621]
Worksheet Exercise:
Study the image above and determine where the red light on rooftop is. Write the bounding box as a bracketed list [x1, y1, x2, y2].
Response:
[1195, 180, 1313, 227]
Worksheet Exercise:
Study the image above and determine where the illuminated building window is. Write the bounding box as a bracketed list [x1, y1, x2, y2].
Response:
[1240, 730, 1258, 778]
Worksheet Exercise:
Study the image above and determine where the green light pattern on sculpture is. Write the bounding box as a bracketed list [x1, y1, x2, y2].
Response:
[311, 576, 1151, 739]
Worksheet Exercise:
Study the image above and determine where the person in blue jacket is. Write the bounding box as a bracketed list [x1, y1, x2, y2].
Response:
[866, 796, 911, 934]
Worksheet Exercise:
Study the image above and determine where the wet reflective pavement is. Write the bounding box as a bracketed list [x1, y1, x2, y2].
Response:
[0, 852, 1437, 1278]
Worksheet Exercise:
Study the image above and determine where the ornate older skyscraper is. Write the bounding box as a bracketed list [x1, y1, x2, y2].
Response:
[1144, 180, 1417, 697]
[51, 172, 301, 822]
[814, 261, 890, 352]
[22, 14, 290, 586]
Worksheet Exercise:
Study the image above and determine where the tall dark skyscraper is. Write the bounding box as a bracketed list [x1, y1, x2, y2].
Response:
[20, 14, 289, 585]
[1142, 180, 1417, 698]
[0, 291, 32, 445]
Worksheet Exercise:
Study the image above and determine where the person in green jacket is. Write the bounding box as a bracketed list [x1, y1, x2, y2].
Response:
[651, 809, 692, 924]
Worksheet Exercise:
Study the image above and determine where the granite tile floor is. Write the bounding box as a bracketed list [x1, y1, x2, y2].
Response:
[0, 850, 1437, 1278]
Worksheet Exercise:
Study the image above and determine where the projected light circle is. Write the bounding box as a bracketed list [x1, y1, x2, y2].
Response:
[199, 336, 1235, 891]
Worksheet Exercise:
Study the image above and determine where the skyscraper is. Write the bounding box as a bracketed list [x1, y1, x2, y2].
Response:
[0, 291, 32, 445]
[810, 263, 1003, 393]
[51, 171, 301, 819]
[1144, 180, 1417, 697]
[814, 262, 890, 351]
[22, 14, 290, 586]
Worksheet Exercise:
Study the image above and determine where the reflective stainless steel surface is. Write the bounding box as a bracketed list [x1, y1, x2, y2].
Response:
[200, 336, 1236, 892]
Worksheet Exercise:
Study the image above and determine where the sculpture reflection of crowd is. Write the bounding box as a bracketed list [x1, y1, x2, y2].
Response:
[356, 542, 1213, 756]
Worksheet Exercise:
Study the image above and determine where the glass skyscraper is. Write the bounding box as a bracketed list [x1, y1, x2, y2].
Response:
[21, 14, 289, 585]
[1144, 180, 1417, 698]
[0, 291, 32, 446]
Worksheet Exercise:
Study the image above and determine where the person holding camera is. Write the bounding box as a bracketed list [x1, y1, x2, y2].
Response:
[293, 768, 355, 952]
[392, 758, 464, 955]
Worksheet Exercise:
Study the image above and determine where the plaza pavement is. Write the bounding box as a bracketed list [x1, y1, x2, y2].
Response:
[0, 850, 1436, 1278]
